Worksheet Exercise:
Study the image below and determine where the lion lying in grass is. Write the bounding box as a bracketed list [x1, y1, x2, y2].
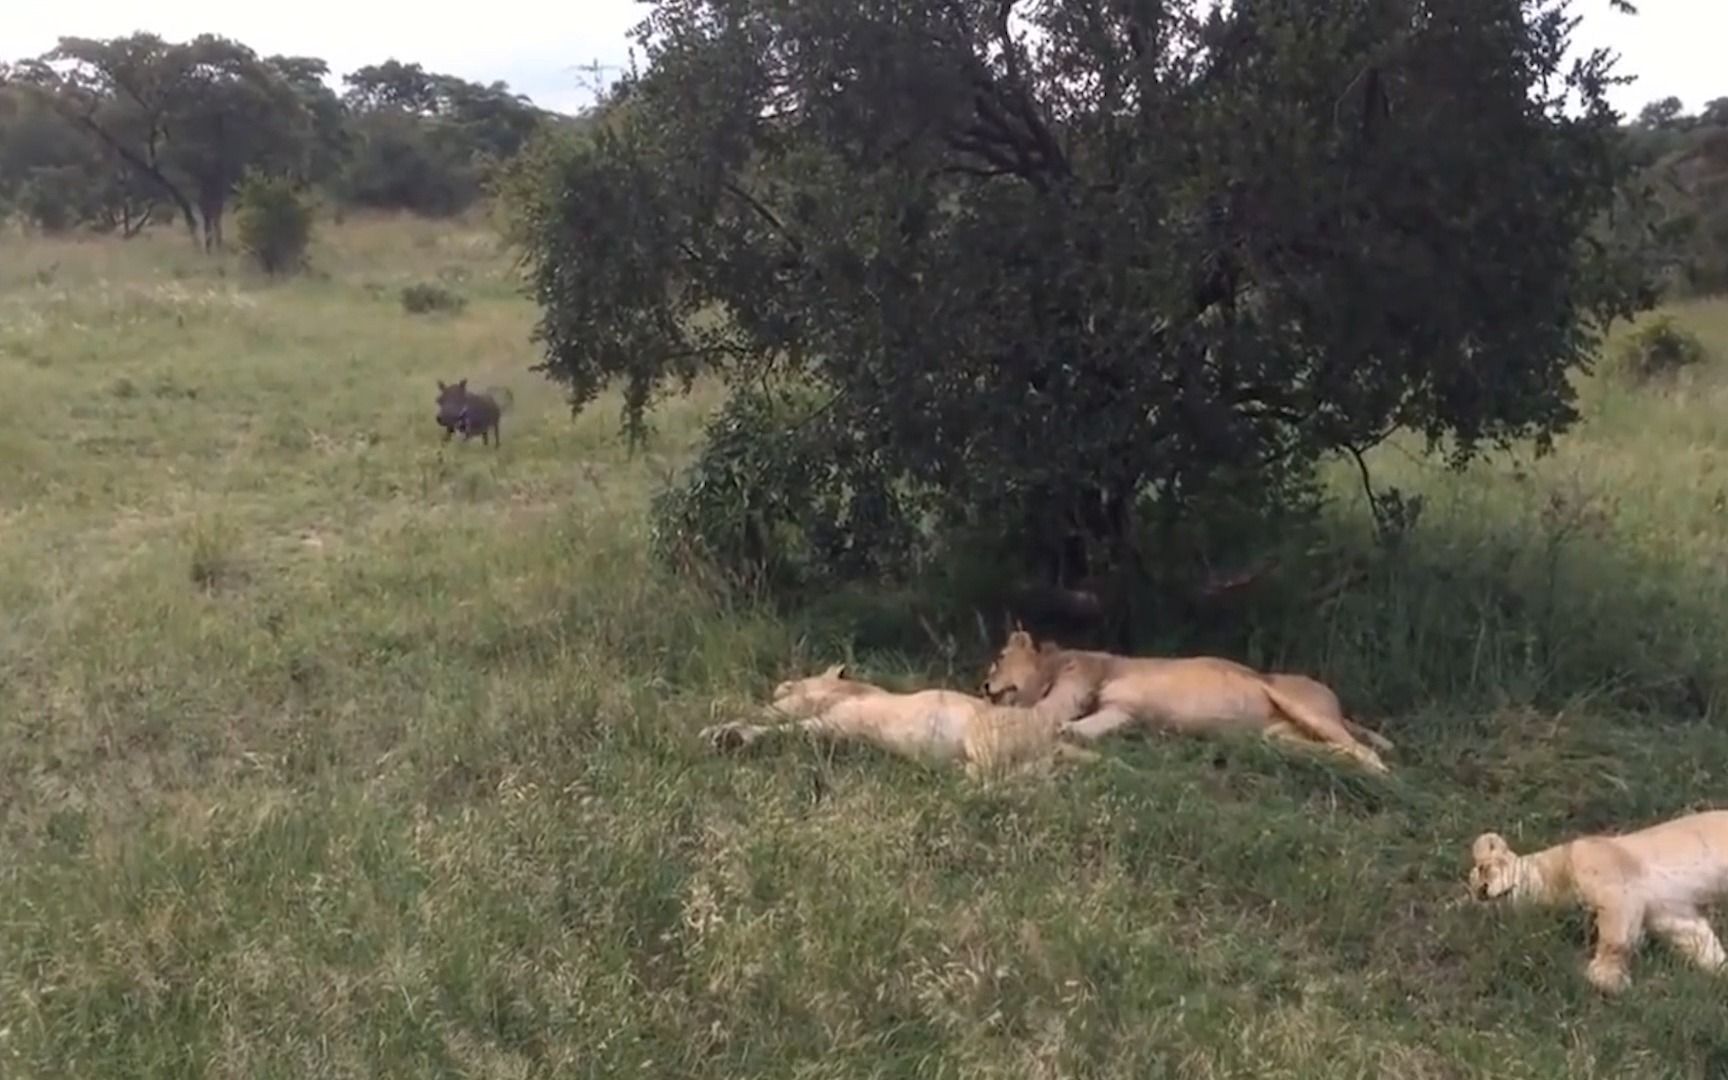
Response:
[979, 630, 1391, 774]
[1469, 810, 1728, 993]
[699, 663, 1100, 781]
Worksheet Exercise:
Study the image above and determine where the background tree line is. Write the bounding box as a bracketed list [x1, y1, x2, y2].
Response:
[0, 33, 583, 242]
[1625, 94, 1728, 296]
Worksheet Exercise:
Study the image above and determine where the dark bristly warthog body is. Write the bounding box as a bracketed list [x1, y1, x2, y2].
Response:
[435, 378, 513, 447]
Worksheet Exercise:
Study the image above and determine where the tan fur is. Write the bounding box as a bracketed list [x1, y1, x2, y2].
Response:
[1468, 811, 1728, 993]
[699, 663, 1100, 782]
[979, 630, 1391, 773]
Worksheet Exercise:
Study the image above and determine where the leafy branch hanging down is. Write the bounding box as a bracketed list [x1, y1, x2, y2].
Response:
[512, 0, 1656, 607]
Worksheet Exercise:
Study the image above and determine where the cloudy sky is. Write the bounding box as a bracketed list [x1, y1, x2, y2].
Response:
[3, 0, 1719, 118]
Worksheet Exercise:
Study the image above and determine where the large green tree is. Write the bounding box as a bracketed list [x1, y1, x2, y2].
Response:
[0, 81, 159, 234]
[14, 34, 316, 249]
[516, 0, 1655, 605]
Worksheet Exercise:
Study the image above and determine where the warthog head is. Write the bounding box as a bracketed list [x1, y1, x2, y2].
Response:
[435, 378, 472, 434]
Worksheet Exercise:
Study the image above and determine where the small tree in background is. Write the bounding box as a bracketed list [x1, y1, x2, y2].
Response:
[1610, 315, 1708, 385]
[234, 172, 313, 276]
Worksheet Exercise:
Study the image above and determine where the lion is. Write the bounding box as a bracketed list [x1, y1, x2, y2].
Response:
[699, 663, 1101, 782]
[1468, 810, 1728, 993]
[979, 630, 1392, 773]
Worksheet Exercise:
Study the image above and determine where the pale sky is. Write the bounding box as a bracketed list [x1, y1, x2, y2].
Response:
[2, 0, 1720, 118]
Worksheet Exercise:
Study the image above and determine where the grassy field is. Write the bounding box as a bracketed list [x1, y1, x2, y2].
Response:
[5, 214, 1728, 1078]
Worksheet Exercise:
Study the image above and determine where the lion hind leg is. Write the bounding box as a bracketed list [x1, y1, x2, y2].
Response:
[1343, 716, 1395, 753]
[1259, 683, 1388, 774]
[1651, 910, 1727, 972]
[1263, 722, 1369, 770]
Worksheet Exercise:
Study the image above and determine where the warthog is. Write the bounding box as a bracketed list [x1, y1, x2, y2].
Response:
[435, 379, 513, 447]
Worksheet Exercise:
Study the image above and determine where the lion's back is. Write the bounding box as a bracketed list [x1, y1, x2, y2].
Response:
[1623, 810, 1728, 855]
[1095, 654, 1261, 705]
[1581, 810, 1728, 905]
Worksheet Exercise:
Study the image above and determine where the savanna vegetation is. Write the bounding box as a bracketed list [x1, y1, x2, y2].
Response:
[5, 0, 1728, 1075]
[0, 37, 571, 244]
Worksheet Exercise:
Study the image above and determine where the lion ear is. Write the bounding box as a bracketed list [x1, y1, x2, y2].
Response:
[436, 379, 447, 390]
[1472, 832, 1510, 860]
[1007, 630, 1033, 649]
[822, 662, 849, 679]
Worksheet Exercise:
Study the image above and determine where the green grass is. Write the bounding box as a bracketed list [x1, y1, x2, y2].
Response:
[5, 211, 1728, 1077]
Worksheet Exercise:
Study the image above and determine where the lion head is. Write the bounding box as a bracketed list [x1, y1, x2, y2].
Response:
[1468, 832, 1521, 900]
[981, 630, 1048, 705]
[769, 663, 858, 717]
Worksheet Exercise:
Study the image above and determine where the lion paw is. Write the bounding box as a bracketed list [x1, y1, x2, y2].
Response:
[700, 723, 752, 753]
[1585, 958, 1631, 994]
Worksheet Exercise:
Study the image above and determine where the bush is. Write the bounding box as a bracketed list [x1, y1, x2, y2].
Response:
[649, 387, 920, 590]
[234, 173, 314, 276]
[16, 168, 88, 234]
[400, 282, 467, 315]
[1610, 315, 1708, 384]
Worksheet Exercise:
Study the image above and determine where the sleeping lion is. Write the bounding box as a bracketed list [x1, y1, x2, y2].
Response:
[1469, 809, 1728, 992]
[699, 663, 1101, 781]
[980, 630, 1392, 773]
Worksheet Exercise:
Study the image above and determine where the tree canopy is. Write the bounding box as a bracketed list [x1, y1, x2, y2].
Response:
[514, 0, 1657, 606]
[1622, 95, 1728, 295]
[0, 33, 574, 238]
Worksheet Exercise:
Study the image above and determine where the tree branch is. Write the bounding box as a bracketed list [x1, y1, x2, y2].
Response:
[721, 180, 804, 253]
[1346, 441, 1383, 526]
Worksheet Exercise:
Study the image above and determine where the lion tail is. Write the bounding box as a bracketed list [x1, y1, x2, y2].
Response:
[1260, 681, 1390, 774]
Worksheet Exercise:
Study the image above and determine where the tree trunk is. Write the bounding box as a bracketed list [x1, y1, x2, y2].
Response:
[71, 118, 198, 245]
[199, 190, 226, 253]
[121, 203, 153, 239]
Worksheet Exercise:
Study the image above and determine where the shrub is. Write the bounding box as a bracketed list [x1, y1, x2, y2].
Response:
[648, 386, 920, 589]
[16, 168, 87, 234]
[1610, 315, 1708, 384]
[400, 282, 467, 315]
[234, 173, 314, 277]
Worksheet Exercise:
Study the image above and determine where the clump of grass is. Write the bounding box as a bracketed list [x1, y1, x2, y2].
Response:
[1609, 313, 1708, 384]
[185, 514, 244, 592]
[400, 280, 467, 316]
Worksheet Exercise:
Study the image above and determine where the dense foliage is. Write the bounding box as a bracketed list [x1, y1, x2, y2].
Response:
[516, 0, 1657, 611]
[234, 172, 315, 275]
[1623, 96, 1728, 296]
[0, 35, 570, 239]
